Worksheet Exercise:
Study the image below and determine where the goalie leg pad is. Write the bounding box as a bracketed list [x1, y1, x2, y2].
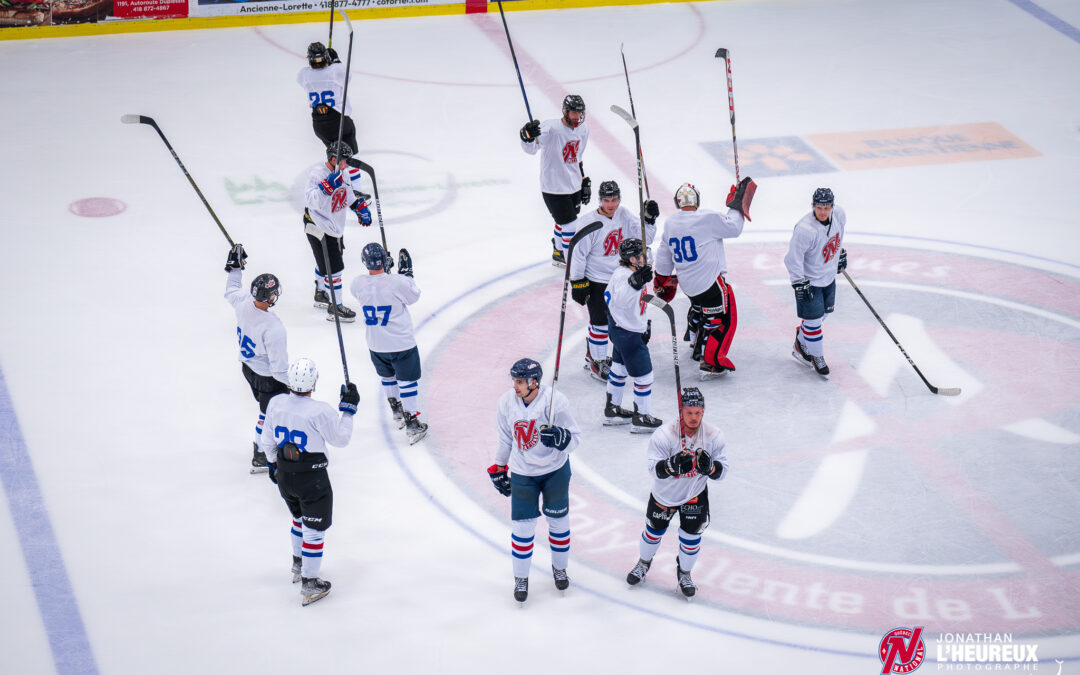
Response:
[701, 283, 738, 370]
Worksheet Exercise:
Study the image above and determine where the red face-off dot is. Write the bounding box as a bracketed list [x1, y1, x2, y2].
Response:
[68, 198, 127, 218]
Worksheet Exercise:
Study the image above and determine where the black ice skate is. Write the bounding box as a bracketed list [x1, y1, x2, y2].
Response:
[388, 397, 406, 429]
[301, 577, 331, 606]
[626, 557, 652, 586]
[404, 412, 428, 444]
[291, 556, 302, 584]
[250, 442, 269, 474]
[514, 577, 529, 604]
[313, 280, 330, 310]
[603, 393, 633, 426]
[812, 355, 830, 379]
[630, 405, 662, 434]
[552, 566, 570, 592]
[699, 362, 733, 381]
[551, 238, 566, 268]
[792, 328, 813, 368]
[326, 304, 356, 323]
[585, 355, 611, 383]
[676, 564, 696, 600]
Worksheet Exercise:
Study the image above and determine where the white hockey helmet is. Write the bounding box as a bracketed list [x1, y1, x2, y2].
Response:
[674, 183, 700, 210]
[287, 357, 319, 393]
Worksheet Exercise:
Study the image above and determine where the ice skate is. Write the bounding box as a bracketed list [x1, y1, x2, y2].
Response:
[630, 405, 662, 434]
[513, 577, 529, 604]
[301, 577, 331, 606]
[326, 304, 356, 323]
[291, 556, 302, 584]
[404, 412, 428, 444]
[699, 362, 733, 381]
[626, 558, 652, 586]
[812, 355, 830, 379]
[551, 238, 566, 268]
[792, 328, 813, 368]
[250, 442, 269, 474]
[676, 564, 696, 600]
[313, 281, 330, 310]
[552, 566, 570, 592]
[603, 393, 633, 426]
[585, 355, 610, 383]
[388, 397, 406, 429]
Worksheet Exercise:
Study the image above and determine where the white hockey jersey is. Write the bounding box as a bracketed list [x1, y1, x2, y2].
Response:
[784, 206, 847, 286]
[606, 265, 648, 333]
[258, 392, 355, 462]
[225, 269, 289, 384]
[495, 385, 580, 477]
[296, 63, 352, 116]
[349, 272, 421, 353]
[647, 419, 728, 508]
[520, 118, 589, 195]
[567, 205, 656, 284]
[305, 164, 359, 238]
[653, 208, 745, 297]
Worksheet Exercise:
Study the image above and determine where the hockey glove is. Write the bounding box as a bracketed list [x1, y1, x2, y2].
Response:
[351, 198, 372, 226]
[225, 243, 247, 272]
[328, 47, 340, 63]
[653, 274, 678, 303]
[657, 451, 695, 478]
[792, 279, 812, 303]
[570, 278, 590, 305]
[339, 383, 360, 415]
[580, 176, 592, 205]
[725, 176, 757, 221]
[487, 464, 511, 497]
[837, 248, 847, 274]
[629, 264, 654, 291]
[397, 248, 414, 277]
[539, 425, 572, 451]
[267, 461, 278, 485]
[320, 170, 344, 195]
[519, 119, 541, 143]
[643, 199, 660, 224]
[695, 449, 722, 479]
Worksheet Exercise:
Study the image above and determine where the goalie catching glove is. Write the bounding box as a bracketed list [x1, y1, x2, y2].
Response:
[725, 176, 757, 221]
[653, 274, 678, 303]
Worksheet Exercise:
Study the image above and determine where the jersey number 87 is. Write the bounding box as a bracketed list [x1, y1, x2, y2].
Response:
[363, 305, 391, 326]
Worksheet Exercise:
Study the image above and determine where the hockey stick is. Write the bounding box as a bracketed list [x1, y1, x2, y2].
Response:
[842, 270, 960, 396]
[319, 236, 351, 385]
[347, 158, 389, 253]
[121, 114, 234, 246]
[610, 105, 647, 245]
[496, 0, 533, 122]
[714, 48, 741, 183]
[620, 43, 650, 200]
[332, 8, 354, 162]
[547, 221, 603, 423]
[644, 294, 689, 454]
[328, 0, 335, 49]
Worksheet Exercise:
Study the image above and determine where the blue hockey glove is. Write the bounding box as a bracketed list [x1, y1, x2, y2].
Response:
[837, 248, 847, 273]
[339, 383, 359, 414]
[351, 199, 372, 226]
[539, 425, 571, 451]
[267, 461, 278, 485]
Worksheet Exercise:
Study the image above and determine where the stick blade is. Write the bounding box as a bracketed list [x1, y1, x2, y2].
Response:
[715, 47, 729, 59]
[933, 387, 962, 397]
[336, 7, 352, 32]
[609, 104, 638, 129]
[121, 114, 151, 125]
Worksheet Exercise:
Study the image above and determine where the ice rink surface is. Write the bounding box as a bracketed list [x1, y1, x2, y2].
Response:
[2, 0, 1080, 672]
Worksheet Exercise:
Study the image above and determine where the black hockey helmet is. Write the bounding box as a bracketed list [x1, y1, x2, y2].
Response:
[681, 386, 705, 409]
[618, 238, 645, 266]
[326, 140, 353, 163]
[251, 273, 282, 307]
[510, 358, 543, 388]
[562, 94, 586, 127]
[812, 187, 834, 206]
[598, 180, 620, 200]
[307, 42, 330, 68]
[361, 242, 388, 271]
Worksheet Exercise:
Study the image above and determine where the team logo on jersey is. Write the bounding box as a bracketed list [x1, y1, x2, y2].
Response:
[822, 233, 841, 262]
[637, 288, 648, 315]
[603, 229, 623, 256]
[513, 420, 539, 451]
[331, 188, 348, 213]
[562, 141, 580, 164]
[879, 627, 926, 674]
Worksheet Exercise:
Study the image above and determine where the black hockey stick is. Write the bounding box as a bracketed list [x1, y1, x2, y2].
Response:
[332, 8, 354, 162]
[620, 43, 650, 200]
[610, 105, 647, 245]
[714, 48, 741, 183]
[496, 0, 534, 122]
[121, 114, 234, 246]
[842, 270, 960, 396]
[318, 233, 351, 385]
[645, 294, 689, 454]
[328, 0, 335, 49]
[547, 221, 603, 422]
[347, 158, 389, 253]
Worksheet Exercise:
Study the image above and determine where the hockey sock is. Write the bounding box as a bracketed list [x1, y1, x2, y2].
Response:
[380, 377, 399, 400]
[314, 268, 324, 294]
[300, 525, 325, 579]
[398, 379, 419, 414]
[553, 223, 566, 252]
[291, 520, 303, 558]
[546, 515, 570, 571]
[799, 318, 824, 357]
[254, 413, 265, 445]
[676, 527, 702, 572]
[639, 522, 666, 562]
[606, 362, 628, 406]
[511, 518, 537, 579]
[632, 371, 654, 415]
[587, 324, 609, 362]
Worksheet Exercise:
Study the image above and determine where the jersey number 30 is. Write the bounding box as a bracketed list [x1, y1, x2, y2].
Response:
[668, 236, 698, 263]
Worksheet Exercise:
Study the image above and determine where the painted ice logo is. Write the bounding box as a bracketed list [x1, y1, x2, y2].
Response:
[603, 229, 623, 256]
[562, 140, 580, 164]
[513, 420, 539, 451]
[879, 627, 926, 674]
[331, 188, 348, 213]
[822, 233, 841, 263]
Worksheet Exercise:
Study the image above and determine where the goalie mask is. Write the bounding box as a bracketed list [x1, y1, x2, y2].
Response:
[674, 183, 700, 210]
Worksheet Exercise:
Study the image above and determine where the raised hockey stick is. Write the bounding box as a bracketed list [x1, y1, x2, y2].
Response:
[121, 114, 234, 246]
[714, 48, 741, 183]
[496, 0, 534, 122]
[620, 43, 650, 200]
[328, 0, 335, 49]
[547, 221, 603, 423]
[842, 270, 960, 396]
[319, 233, 351, 386]
[644, 294, 689, 454]
[610, 105, 647, 245]
[347, 158, 389, 253]
[332, 8, 354, 162]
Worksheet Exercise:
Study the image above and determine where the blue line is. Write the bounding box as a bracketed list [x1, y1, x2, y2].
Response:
[0, 366, 98, 674]
[1006, 0, 1080, 44]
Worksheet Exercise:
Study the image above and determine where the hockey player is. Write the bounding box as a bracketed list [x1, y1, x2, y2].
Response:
[652, 177, 756, 378]
[603, 238, 662, 433]
[223, 243, 289, 472]
[261, 357, 359, 606]
[487, 358, 581, 604]
[304, 141, 372, 323]
[784, 187, 847, 378]
[519, 94, 591, 267]
[567, 180, 658, 382]
[625, 387, 727, 599]
[298, 42, 358, 158]
[349, 242, 428, 444]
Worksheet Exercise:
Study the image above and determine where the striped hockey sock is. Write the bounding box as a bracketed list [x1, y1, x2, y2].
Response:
[511, 518, 537, 579]
[254, 413, 265, 445]
[546, 515, 570, 571]
[398, 379, 419, 414]
[632, 371, 654, 414]
[291, 520, 303, 558]
[799, 318, 824, 357]
[587, 324, 609, 362]
[639, 522, 666, 562]
[322, 273, 344, 303]
[606, 362, 628, 406]
[300, 525, 325, 579]
[380, 377, 399, 400]
[676, 527, 702, 572]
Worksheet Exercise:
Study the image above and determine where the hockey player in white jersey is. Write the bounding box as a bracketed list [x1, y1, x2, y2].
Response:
[625, 387, 727, 599]
[784, 188, 847, 378]
[349, 242, 428, 444]
[298, 42, 358, 157]
[223, 244, 290, 472]
[519, 94, 591, 267]
[567, 180, 657, 382]
[304, 141, 372, 323]
[487, 358, 581, 604]
[261, 357, 358, 606]
[603, 238, 662, 433]
[653, 177, 756, 378]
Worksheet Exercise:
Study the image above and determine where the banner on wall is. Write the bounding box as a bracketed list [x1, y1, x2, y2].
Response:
[0, 0, 186, 26]
[195, 0, 463, 18]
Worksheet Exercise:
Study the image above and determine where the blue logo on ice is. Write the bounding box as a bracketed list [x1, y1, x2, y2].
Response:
[701, 136, 835, 177]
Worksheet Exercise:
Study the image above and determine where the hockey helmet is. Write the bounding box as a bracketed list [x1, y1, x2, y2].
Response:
[598, 180, 620, 201]
[287, 357, 319, 393]
[674, 183, 700, 210]
[250, 273, 282, 307]
[618, 238, 645, 266]
[812, 187, 834, 206]
[307, 42, 330, 68]
[326, 141, 353, 163]
[562, 94, 586, 127]
[361, 242, 388, 271]
[510, 358, 543, 388]
[681, 386, 705, 409]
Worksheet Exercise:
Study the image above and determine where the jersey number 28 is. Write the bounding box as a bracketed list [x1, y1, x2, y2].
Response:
[273, 426, 309, 452]
[668, 236, 698, 263]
